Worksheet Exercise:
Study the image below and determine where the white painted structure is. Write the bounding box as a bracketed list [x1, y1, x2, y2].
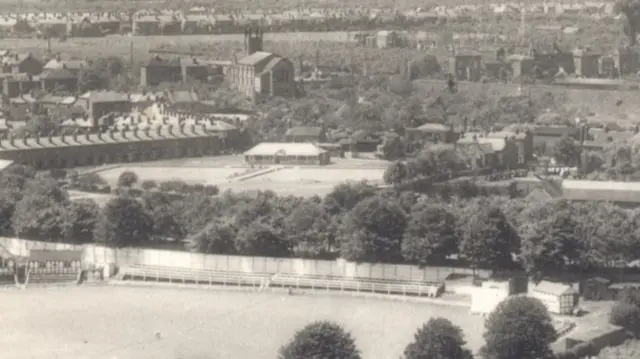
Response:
[530, 281, 578, 315]
[470, 281, 511, 315]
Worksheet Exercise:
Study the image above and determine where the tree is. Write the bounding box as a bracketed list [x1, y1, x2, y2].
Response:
[278, 321, 361, 359]
[60, 198, 100, 243]
[324, 181, 377, 213]
[339, 195, 407, 262]
[11, 174, 69, 240]
[185, 219, 237, 254]
[459, 205, 518, 271]
[284, 200, 335, 258]
[610, 287, 640, 336]
[117, 171, 139, 188]
[481, 296, 558, 359]
[78, 68, 108, 92]
[379, 133, 406, 160]
[552, 136, 581, 166]
[617, 0, 640, 46]
[142, 191, 186, 241]
[93, 196, 153, 247]
[402, 318, 472, 359]
[402, 203, 459, 266]
[383, 161, 408, 186]
[234, 221, 290, 257]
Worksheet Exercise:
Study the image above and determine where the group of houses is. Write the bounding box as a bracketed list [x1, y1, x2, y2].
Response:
[445, 45, 640, 83]
[0, 2, 617, 38]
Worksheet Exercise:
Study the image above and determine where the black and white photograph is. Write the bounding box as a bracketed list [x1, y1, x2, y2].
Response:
[0, 0, 639, 358]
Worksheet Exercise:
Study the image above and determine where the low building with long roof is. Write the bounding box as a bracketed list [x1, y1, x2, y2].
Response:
[243, 142, 330, 166]
[0, 125, 222, 170]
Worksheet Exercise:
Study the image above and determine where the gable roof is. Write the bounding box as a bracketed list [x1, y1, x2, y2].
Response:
[414, 123, 450, 133]
[238, 51, 273, 66]
[532, 281, 576, 296]
[43, 58, 87, 71]
[39, 68, 76, 80]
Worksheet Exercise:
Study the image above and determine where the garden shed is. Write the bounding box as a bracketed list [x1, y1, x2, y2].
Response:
[530, 281, 578, 315]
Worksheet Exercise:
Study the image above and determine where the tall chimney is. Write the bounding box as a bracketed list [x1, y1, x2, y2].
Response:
[35, 135, 40, 144]
[156, 126, 161, 136]
[72, 131, 78, 142]
[168, 124, 174, 134]
[144, 127, 150, 137]
[121, 129, 126, 139]
[9, 135, 14, 147]
[191, 124, 195, 133]
[85, 131, 90, 141]
[133, 128, 139, 137]
[23, 135, 27, 146]
[97, 131, 102, 140]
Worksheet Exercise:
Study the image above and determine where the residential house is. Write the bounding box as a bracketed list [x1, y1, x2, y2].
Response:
[285, 126, 326, 143]
[612, 47, 639, 76]
[405, 122, 461, 145]
[339, 130, 383, 153]
[449, 51, 482, 82]
[485, 130, 534, 166]
[456, 133, 519, 170]
[532, 126, 580, 155]
[39, 68, 78, 93]
[139, 55, 182, 87]
[1, 73, 37, 98]
[229, 28, 296, 101]
[573, 48, 601, 77]
[78, 91, 131, 127]
[42, 56, 88, 74]
[1, 52, 42, 75]
[180, 57, 209, 83]
[508, 54, 535, 78]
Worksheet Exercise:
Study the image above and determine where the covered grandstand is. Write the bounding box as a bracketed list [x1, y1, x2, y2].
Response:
[243, 142, 330, 166]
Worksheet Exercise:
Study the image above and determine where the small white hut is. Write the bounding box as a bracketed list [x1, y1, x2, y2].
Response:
[530, 281, 578, 315]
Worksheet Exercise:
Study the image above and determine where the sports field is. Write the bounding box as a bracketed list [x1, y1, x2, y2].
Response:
[0, 285, 484, 359]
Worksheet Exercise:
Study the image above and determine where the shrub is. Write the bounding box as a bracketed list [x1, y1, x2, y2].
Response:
[569, 342, 595, 358]
[140, 179, 158, 190]
[203, 184, 220, 196]
[555, 350, 578, 359]
[159, 180, 188, 193]
[117, 171, 139, 188]
[610, 302, 640, 337]
[192, 183, 205, 193]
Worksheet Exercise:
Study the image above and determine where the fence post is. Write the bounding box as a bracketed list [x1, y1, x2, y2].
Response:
[156, 269, 159, 282]
[357, 281, 359, 294]
[326, 280, 329, 292]
[209, 275, 212, 287]
[403, 285, 406, 297]
[387, 283, 390, 295]
[296, 277, 299, 289]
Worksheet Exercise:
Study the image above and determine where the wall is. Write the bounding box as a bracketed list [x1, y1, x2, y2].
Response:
[0, 237, 491, 282]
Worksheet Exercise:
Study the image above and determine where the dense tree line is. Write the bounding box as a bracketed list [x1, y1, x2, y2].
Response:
[7, 164, 640, 279]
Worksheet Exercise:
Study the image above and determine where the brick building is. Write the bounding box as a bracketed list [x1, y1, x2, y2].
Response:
[244, 142, 330, 165]
[77, 91, 131, 125]
[0, 125, 222, 169]
[1, 52, 43, 75]
[229, 28, 296, 102]
[140, 55, 210, 87]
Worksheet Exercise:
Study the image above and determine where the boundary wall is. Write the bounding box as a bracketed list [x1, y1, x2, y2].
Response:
[0, 237, 491, 282]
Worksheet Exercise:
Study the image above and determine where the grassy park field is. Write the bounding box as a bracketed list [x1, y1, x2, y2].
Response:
[0, 285, 485, 359]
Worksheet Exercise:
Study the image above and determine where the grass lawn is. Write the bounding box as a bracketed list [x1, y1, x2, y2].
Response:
[0, 285, 485, 359]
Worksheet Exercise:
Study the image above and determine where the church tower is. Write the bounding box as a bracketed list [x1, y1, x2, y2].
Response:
[244, 27, 264, 56]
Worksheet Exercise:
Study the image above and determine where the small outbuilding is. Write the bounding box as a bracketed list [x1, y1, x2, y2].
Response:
[244, 142, 330, 166]
[470, 280, 511, 316]
[530, 281, 579, 315]
[582, 277, 613, 301]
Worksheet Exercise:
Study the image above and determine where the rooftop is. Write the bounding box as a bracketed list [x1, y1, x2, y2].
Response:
[238, 51, 273, 66]
[0, 126, 218, 153]
[532, 281, 576, 296]
[244, 142, 327, 157]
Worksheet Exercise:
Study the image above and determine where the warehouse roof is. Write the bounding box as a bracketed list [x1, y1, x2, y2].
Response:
[244, 142, 327, 157]
[0, 125, 218, 153]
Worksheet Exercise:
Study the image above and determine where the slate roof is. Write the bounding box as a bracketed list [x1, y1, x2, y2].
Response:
[237, 51, 273, 66]
[0, 126, 218, 153]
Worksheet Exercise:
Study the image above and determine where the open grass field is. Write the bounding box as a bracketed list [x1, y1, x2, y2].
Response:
[0, 285, 485, 359]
